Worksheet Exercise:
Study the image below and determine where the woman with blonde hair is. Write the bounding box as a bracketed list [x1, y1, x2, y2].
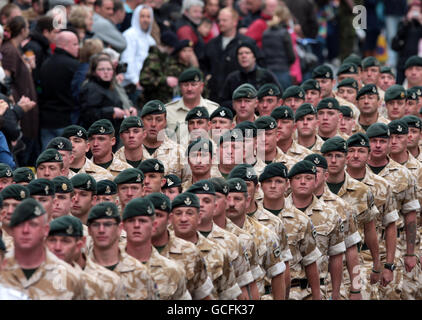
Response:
[69, 5, 94, 43]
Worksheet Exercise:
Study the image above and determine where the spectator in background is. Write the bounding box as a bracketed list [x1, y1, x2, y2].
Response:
[68, 5, 94, 44]
[238, 0, 263, 31]
[111, 0, 126, 28]
[119, 0, 142, 32]
[202, 0, 220, 43]
[362, 0, 382, 57]
[21, 0, 46, 28]
[245, 0, 277, 48]
[284, 0, 318, 39]
[197, 18, 212, 43]
[0, 4, 22, 26]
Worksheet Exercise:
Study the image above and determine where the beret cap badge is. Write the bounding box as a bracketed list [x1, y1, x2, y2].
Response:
[235, 182, 242, 191]
[105, 207, 113, 216]
[99, 127, 105, 134]
[34, 206, 42, 216]
[66, 225, 73, 235]
[184, 197, 192, 205]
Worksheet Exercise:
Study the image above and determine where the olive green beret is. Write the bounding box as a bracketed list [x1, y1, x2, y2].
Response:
[49, 215, 83, 237]
[339, 105, 354, 118]
[316, 97, 340, 111]
[321, 136, 348, 154]
[337, 77, 359, 91]
[337, 63, 359, 76]
[411, 86, 422, 98]
[178, 67, 204, 83]
[62, 125, 88, 140]
[162, 174, 182, 189]
[0, 163, 12, 179]
[114, 168, 144, 185]
[271, 105, 294, 120]
[388, 119, 408, 135]
[187, 138, 213, 156]
[210, 107, 233, 121]
[287, 160, 317, 178]
[226, 177, 248, 193]
[140, 100, 166, 117]
[10, 198, 46, 227]
[0, 238, 5, 252]
[234, 121, 257, 138]
[380, 66, 395, 77]
[218, 129, 243, 145]
[343, 53, 362, 67]
[282, 85, 305, 100]
[294, 103, 317, 122]
[145, 192, 171, 213]
[405, 55, 422, 70]
[46, 137, 72, 152]
[255, 115, 277, 130]
[52, 176, 73, 193]
[312, 65, 334, 79]
[301, 79, 320, 92]
[357, 84, 378, 100]
[407, 87, 419, 101]
[257, 83, 281, 99]
[88, 201, 120, 224]
[232, 83, 257, 100]
[185, 106, 209, 122]
[12, 167, 34, 183]
[385, 84, 406, 102]
[36, 148, 62, 167]
[366, 123, 390, 139]
[96, 179, 117, 195]
[119, 116, 143, 134]
[122, 197, 155, 221]
[187, 179, 216, 195]
[361, 56, 380, 69]
[171, 192, 200, 209]
[28, 178, 55, 196]
[209, 177, 229, 195]
[304, 154, 328, 169]
[258, 162, 288, 182]
[228, 164, 258, 184]
[402, 115, 422, 130]
[347, 132, 370, 149]
[1, 184, 30, 201]
[87, 119, 115, 137]
[70, 173, 97, 193]
[138, 159, 165, 174]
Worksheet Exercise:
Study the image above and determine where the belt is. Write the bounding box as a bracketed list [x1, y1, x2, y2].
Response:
[358, 242, 369, 252]
[381, 227, 404, 239]
[290, 278, 325, 289]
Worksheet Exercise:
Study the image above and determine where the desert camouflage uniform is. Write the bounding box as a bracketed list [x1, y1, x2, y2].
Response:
[333, 92, 360, 121]
[114, 146, 142, 165]
[284, 139, 313, 160]
[271, 147, 297, 171]
[67, 170, 76, 179]
[91, 154, 133, 178]
[403, 152, 422, 209]
[294, 134, 325, 154]
[78, 157, 115, 181]
[73, 262, 108, 299]
[233, 114, 258, 126]
[352, 115, 390, 134]
[2, 229, 13, 251]
[0, 249, 84, 299]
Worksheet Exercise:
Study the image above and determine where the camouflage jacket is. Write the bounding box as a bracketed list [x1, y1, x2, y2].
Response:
[284, 139, 313, 160]
[352, 115, 390, 134]
[90, 154, 133, 178]
[78, 157, 115, 181]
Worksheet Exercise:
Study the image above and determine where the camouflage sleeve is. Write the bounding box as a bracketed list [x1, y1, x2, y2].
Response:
[139, 52, 168, 88]
[261, 230, 286, 279]
[355, 190, 377, 226]
[172, 265, 192, 300]
[300, 220, 322, 267]
[327, 216, 346, 256]
[381, 185, 399, 227]
[114, 278, 127, 300]
[231, 240, 254, 287]
[278, 221, 293, 262]
[402, 174, 421, 214]
[190, 254, 214, 300]
[248, 237, 265, 281]
[343, 202, 362, 248]
[217, 249, 242, 300]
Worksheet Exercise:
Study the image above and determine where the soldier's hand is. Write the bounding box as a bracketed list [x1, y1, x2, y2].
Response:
[381, 269, 393, 287]
[166, 76, 178, 88]
[370, 270, 380, 285]
[113, 107, 126, 119]
[0, 99, 8, 116]
[404, 255, 417, 272]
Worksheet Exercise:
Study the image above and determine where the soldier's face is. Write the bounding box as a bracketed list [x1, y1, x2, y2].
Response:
[0, 177, 12, 192]
[47, 235, 81, 264]
[314, 167, 327, 190]
[52, 193, 73, 220]
[389, 134, 408, 155]
[337, 87, 357, 104]
[226, 192, 248, 221]
[296, 115, 319, 138]
[257, 129, 278, 154]
[37, 162, 64, 180]
[369, 137, 389, 160]
[257, 96, 281, 116]
[89, 135, 115, 159]
[32, 195, 54, 220]
[12, 215, 49, 251]
[96, 194, 118, 204]
[143, 173, 165, 196]
[284, 97, 304, 112]
[324, 151, 346, 176]
[58, 150, 74, 170]
[361, 67, 380, 85]
[219, 141, 243, 165]
[124, 216, 153, 245]
[233, 98, 257, 120]
[69, 137, 90, 162]
[339, 116, 355, 136]
[290, 173, 316, 197]
[152, 209, 169, 240]
[407, 127, 421, 148]
[405, 66, 422, 85]
[163, 187, 180, 202]
[386, 99, 406, 120]
[197, 194, 215, 226]
[260, 177, 288, 201]
[213, 192, 226, 219]
[188, 119, 210, 140]
[180, 81, 204, 101]
[405, 99, 419, 116]
[244, 181, 256, 207]
[317, 109, 341, 137]
[170, 207, 199, 240]
[378, 73, 395, 92]
[71, 189, 95, 218]
[347, 146, 369, 169]
[276, 119, 295, 142]
[118, 184, 144, 207]
[357, 94, 379, 116]
[142, 114, 167, 141]
[120, 127, 146, 150]
[210, 118, 233, 142]
[89, 218, 122, 249]
[305, 90, 320, 107]
[1, 198, 21, 227]
[316, 78, 334, 98]
[188, 151, 212, 176]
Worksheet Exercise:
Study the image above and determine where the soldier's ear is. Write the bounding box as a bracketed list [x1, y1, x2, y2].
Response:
[111, 136, 116, 146]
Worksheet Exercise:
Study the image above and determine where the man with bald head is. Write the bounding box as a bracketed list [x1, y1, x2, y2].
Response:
[39, 30, 80, 150]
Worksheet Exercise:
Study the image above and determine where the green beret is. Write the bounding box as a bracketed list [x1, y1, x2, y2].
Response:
[209, 177, 229, 195]
[301, 79, 320, 92]
[88, 201, 120, 224]
[185, 106, 209, 122]
[122, 198, 155, 221]
[380, 66, 395, 77]
[52, 176, 73, 193]
[405, 55, 422, 70]
[312, 65, 334, 79]
[357, 84, 378, 100]
[0, 163, 13, 178]
[271, 106, 294, 120]
[228, 164, 258, 184]
[234, 121, 257, 138]
[119, 116, 143, 134]
[343, 53, 362, 67]
[337, 63, 358, 76]
[385, 84, 406, 102]
[171, 192, 200, 209]
[407, 87, 419, 101]
[258, 162, 288, 182]
[187, 138, 213, 156]
[337, 77, 359, 91]
[388, 119, 408, 135]
[145, 192, 171, 213]
[304, 154, 328, 169]
[36, 148, 62, 168]
[288, 160, 317, 178]
[255, 116, 277, 131]
[402, 115, 422, 130]
[49, 215, 83, 237]
[1, 184, 30, 201]
[114, 168, 144, 185]
[294, 103, 317, 122]
[46, 137, 72, 152]
[62, 125, 88, 140]
[140, 100, 166, 117]
[282, 85, 305, 100]
[321, 136, 348, 154]
[226, 177, 248, 193]
[10, 198, 46, 227]
[178, 67, 203, 83]
[218, 129, 243, 145]
[339, 105, 354, 118]
[28, 178, 55, 196]
[347, 133, 370, 149]
[0, 238, 5, 252]
[361, 56, 381, 69]
[210, 107, 233, 121]
[411, 86, 422, 98]
[257, 83, 281, 99]
[366, 123, 390, 139]
[232, 83, 257, 100]
[96, 179, 117, 195]
[12, 167, 34, 183]
[87, 119, 115, 137]
[162, 174, 182, 189]
[138, 159, 165, 174]
[316, 97, 340, 111]
[70, 173, 97, 193]
[187, 179, 216, 195]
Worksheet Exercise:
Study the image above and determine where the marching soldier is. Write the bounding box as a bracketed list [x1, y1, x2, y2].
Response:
[114, 168, 145, 212]
[138, 159, 166, 196]
[27, 178, 56, 222]
[46, 137, 76, 179]
[115, 116, 146, 168]
[336, 78, 359, 106]
[257, 83, 283, 116]
[35, 149, 65, 180]
[281, 86, 305, 113]
[185, 106, 211, 143]
[51, 176, 74, 220]
[209, 106, 235, 144]
[12, 167, 34, 186]
[294, 103, 324, 153]
[70, 173, 97, 225]
[162, 174, 183, 201]
[95, 180, 118, 204]
[316, 98, 349, 141]
[339, 106, 356, 136]
[384, 85, 407, 121]
[232, 84, 259, 124]
[301, 79, 322, 108]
